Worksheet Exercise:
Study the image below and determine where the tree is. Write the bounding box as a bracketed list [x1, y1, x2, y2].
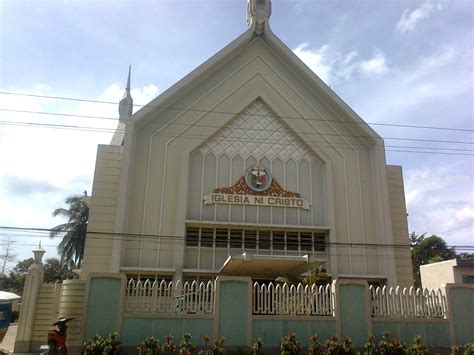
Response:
[410, 232, 457, 287]
[0, 257, 76, 296]
[0, 236, 17, 276]
[50, 191, 89, 267]
[275, 263, 330, 285]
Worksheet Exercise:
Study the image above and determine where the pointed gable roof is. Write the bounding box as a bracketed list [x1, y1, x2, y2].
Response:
[128, 2, 381, 145]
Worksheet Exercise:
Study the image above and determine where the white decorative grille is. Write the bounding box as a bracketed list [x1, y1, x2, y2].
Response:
[125, 279, 215, 314]
[199, 99, 315, 162]
[369, 285, 447, 318]
[252, 282, 333, 316]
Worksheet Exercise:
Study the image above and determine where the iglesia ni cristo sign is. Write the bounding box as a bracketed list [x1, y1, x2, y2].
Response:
[203, 165, 310, 210]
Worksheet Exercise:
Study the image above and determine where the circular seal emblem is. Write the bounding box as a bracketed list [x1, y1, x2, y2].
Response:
[245, 165, 272, 192]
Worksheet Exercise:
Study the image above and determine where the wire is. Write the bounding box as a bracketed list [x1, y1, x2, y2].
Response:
[1, 108, 473, 146]
[1, 226, 472, 250]
[1, 91, 473, 133]
[1, 120, 473, 157]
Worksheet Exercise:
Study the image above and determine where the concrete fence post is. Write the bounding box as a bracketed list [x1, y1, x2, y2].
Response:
[14, 247, 46, 352]
[213, 276, 252, 347]
[83, 274, 126, 341]
[444, 283, 474, 345]
[333, 278, 372, 348]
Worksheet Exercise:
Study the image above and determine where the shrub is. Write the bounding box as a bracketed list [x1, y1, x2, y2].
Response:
[309, 335, 322, 355]
[162, 335, 176, 355]
[179, 333, 196, 355]
[405, 335, 429, 355]
[251, 338, 263, 355]
[324, 335, 355, 355]
[211, 336, 226, 355]
[199, 335, 225, 355]
[463, 343, 474, 355]
[364, 334, 376, 355]
[280, 332, 301, 355]
[378, 331, 405, 355]
[83, 332, 122, 355]
[138, 337, 161, 355]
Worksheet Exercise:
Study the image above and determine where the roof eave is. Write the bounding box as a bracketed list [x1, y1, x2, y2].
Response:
[262, 27, 382, 144]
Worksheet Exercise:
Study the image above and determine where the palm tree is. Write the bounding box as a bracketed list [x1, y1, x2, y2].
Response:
[275, 263, 330, 286]
[49, 191, 89, 267]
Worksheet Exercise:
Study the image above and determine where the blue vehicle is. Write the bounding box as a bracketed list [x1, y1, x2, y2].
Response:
[0, 291, 21, 334]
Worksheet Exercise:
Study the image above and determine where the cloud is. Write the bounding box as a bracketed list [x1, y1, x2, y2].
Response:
[1, 175, 59, 196]
[405, 165, 473, 246]
[292, 44, 389, 84]
[395, 0, 444, 34]
[0, 83, 158, 260]
[293, 43, 334, 84]
[359, 49, 389, 76]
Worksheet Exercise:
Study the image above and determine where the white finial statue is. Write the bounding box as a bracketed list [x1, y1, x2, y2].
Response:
[118, 65, 133, 121]
[247, 0, 271, 36]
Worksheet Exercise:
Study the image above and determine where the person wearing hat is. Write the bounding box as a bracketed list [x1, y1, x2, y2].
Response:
[46, 317, 75, 355]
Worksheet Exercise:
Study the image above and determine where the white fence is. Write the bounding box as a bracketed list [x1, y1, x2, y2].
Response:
[253, 282, 333, 316]
[125, 279, 215, 314]
[369, 285, 447, 318]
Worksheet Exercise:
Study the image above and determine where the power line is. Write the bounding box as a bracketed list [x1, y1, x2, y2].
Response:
[0, 119, 473, 157]
[2, 108, 474, 147]
[1, 91, 472, 133]
[1, 226, 472, 250]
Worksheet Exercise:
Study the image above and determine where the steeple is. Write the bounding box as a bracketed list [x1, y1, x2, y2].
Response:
[118, 65, 133, 121]
[246, 0, 271, 36]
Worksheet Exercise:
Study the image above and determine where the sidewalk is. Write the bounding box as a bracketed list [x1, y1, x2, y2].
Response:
[0, 324, 16, 354]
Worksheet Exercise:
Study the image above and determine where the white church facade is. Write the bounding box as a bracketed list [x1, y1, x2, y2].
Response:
[80, 0, 413, 287]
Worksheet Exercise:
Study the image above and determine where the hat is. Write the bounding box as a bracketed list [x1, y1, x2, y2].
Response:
[52, 317, 75, 326]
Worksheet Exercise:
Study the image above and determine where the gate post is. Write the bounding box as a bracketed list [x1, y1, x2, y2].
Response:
[14, 244, 46, 352]
[214, 276, 252, 347]
[333, 278, 372, 347]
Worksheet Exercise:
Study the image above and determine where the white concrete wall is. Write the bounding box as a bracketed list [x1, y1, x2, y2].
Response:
[421, 259, 457, 289]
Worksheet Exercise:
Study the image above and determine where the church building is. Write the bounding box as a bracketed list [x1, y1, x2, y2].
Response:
[79, 0, 413, 287]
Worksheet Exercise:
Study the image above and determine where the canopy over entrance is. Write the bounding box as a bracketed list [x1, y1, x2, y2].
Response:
[218, 253, 322, 279]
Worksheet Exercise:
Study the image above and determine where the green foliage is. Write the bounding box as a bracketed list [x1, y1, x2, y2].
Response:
[179, 333, 196, 355]
[162, 335, 176, 355]
[364, 332, 431, 355]
[405, 336, 429, 355]
[50, 191, 89, 267]
[463, 343, 474, 355]
[276, 264, 329, 286]
[410, 232, 457, 287]
[324, 335, 355, 355]
[199, 335, 225, 355]
[280, 332, 301, 355]
[377, 331, 405, 355]
[138, 337, 161, 355]
[309, 335, 322, 355]
[251, 338, 263, 355]
[364, 334, 377, 355]
[451, 343, 474, 355]
[83, 332, 122, 355]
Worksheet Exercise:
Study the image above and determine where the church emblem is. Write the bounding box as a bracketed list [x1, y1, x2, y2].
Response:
[202, 165, 311, 210]
[245, 165, 272, 192]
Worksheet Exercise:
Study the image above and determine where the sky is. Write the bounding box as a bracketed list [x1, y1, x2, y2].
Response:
[0, 0, 472, 266]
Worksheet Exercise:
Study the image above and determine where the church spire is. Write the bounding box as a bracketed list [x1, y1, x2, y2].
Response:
[119, 65, 133, 121]
[246, 0, 272, 36]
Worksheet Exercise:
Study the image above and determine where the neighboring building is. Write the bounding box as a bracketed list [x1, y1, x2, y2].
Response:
[79, 0, 413, 287]
[421, 258, 474, 289]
